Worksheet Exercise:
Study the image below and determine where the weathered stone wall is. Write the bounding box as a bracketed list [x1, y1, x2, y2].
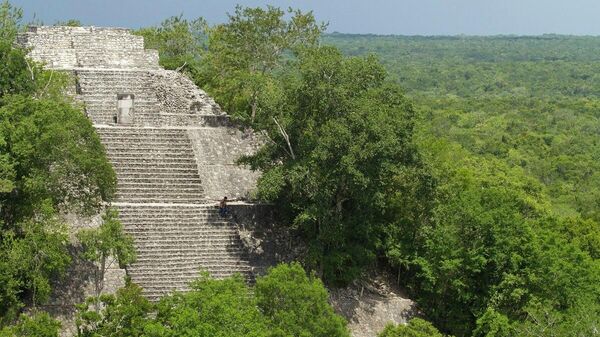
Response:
[150, 70, 223, 115]
[187, 127, 262, 200]
[44, 211, 126, 337]
[329, 276, 418, 337]
[74, 69, 225, 126]
[17, 26, 158, 70]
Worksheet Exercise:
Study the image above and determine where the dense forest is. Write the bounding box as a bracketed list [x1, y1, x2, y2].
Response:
[324, 34, 600, 335]
[0, 1, 599, 336]
[326, 33, 600, 220]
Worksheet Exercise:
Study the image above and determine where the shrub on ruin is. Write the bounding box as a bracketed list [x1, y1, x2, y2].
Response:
[77, 208, 136, 304]
[255, 262, 349, 337]
[0, 312, 61, 337]
[378, 318, 444, 337]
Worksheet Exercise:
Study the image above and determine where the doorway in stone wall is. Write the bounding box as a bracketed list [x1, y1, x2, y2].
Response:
[117, 94, 135, 124]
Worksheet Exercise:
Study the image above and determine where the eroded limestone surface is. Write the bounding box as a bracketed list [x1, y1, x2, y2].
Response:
[330, 275, 418, 337]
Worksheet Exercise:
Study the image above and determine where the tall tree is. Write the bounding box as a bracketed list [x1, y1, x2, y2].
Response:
[243, 46, 428, 284]
[198, 5, 325, 124]
[135, 15, 206, 72]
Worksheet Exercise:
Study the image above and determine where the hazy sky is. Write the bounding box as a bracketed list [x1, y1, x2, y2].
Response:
[12, 0, 600, 35]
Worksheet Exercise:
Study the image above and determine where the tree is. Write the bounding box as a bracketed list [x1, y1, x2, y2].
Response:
[76, 208, 135, 306]
[0, 0, 21, 42]
[0, 4, 117, 324]
[198, 5, 325, 123]
[378, 318, 444, 337]
[154, 273, 270, 337]
[0, 214, 70, 325]
[385, 139, 600, 336]
[76, 282, 151, 337]
[255, 262, 349, 337]
[244, 46, 426, 284]
[134, 15, 206, 72]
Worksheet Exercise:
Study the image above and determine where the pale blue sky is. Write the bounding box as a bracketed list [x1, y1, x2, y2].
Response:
[13, 0, 600, 35]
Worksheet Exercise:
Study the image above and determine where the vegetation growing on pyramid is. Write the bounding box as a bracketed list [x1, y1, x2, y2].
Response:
[0, 1, 120, 331]
[139, 6, 600, 336]
[0, 0, 598, 336]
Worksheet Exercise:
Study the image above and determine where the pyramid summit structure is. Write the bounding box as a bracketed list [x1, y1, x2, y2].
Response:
[18, 25, 265, 300]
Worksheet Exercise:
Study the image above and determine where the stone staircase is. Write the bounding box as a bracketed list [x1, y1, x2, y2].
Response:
[76, 69, 161, 126]
[116, 204, 252, 301]
[96, 127, 206, 204]
[96, 125, 254, 299]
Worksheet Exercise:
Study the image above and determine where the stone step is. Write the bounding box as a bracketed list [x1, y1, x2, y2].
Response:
[112, 163, 199, 170]
[129, 271, 251, 283]
[116, 173, 201, 180]
[83, 98, 158, 105]
[134, 255, 246, 263]
[122, 217, 230, 222]
[87, 110, 160, 118]
[136, 245, 244, 252]
[120, 214, 223, 219]
[125, 226, 236, 233]
[109, 158, 197, 164]
[109, 157, 197, 164]
[97, 129, 188, 135]
[115, 191, 204, 197]
[116, 187, 203, 195]
[98, 130, 188, 136]
[84, 101, 159, 109]
[117, 178, 202, 185]
[133, 243, 241, 250]
[129, 268, 251, 277]
[121, 216, 226, 222]
[131, 250, 247, 259]
[108, 153, 194, 160]
[123, 223, 229, 229]
[82, 93, 158, 99]
[121, 222, 226, 227]
[130, 234, 239, 241]
[98, 132, 189, 138]
[108, 152, 196, 160]
[89, 114, 161, 124]
[102, 142, 191, 149]
[115, 197, 206, 203]
[76, 69, 151, 74]
[119, 214, 223, 220]
[123, 225, 230, 230]
[117, 209, 219, 214]
[132, 251, 246, 268]
[101, 139, 192, 146]
[105, 146, 194, 153]
[121, 220, 230, 225]
[126, 233, 239, 239]
[120, 215, 224, 221]
[117, 175, 202, 186]
[96, 127, 186, 133]
[115, 195, 204, 201]
[131, 272, 251, 283]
